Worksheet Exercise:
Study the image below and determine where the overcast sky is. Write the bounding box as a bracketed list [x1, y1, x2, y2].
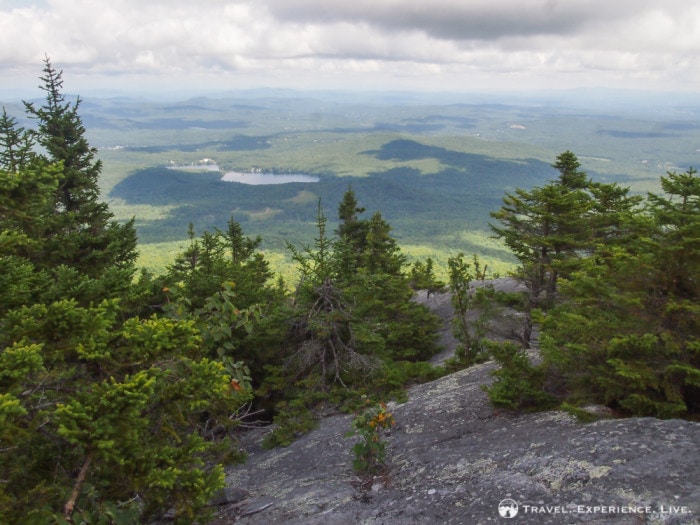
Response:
[1, 0, 699, 97]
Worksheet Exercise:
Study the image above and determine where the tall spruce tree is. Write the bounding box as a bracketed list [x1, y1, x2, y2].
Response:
[336, 185, 367, 243]
[23, 57, 137, 276]
[361, 212, 405, 276]
[335, 186, 369, 279]
[490, 151, 641, 350]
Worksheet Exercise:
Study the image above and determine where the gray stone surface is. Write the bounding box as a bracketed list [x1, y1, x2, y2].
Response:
[216, 361, 699, 524]
[212, 280, 700, 524]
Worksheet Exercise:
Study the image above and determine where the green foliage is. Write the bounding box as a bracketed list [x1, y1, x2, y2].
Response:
[287, 200, 337, 289]
[0, 294, 251, 523]
[19, 57, 138, 277]
[283, 197, 441, 390]
[559, 402, 599, 423]
[490, 150, 639, 314]
[482, 152, 700, 419]
[484, 341, 557, 411]
[348, 272, 441, 362]
[0, 162, 59, 259]
[366, 361, 446, 399]
[361, 212, 405, 275]
[505, 162, 700, 419]
[261, 394, 320, 449]
[346, 399, 396, 474]
[165, 218, 275, 311]
[289, 277, 376, 387]
[256, 194, 443, 444]
[0, 108, 35, 172]
[490, 161, 590, 306]
[409, 256, 446, 293]
[0, 61, 254, 524]
[447, 253, 495, 364]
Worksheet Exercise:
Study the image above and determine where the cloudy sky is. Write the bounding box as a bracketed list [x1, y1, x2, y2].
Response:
[1, 0, 699, 97]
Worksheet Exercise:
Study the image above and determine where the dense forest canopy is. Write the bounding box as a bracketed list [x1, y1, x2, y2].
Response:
[1, 60, 698, 523]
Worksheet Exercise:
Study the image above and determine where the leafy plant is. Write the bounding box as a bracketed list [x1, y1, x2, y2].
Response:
[346, 399, 396, 474]
[448, 253, 494, 364]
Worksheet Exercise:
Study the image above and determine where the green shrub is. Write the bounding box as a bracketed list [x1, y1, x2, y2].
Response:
[484, 341, 557, 411]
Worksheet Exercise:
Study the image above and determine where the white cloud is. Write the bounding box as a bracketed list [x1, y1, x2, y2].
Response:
[0, 0, 698, 94]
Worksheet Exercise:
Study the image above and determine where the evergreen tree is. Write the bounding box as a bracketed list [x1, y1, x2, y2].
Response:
[166, 218, 274, 312]
[645, 167, 700, 300]
[588, 180, 644, 247]
[336, 185, 367, 244]
[535, 168, 699, 417]
[335, 187, 369, 278]
[409, 257, 445, 294]
[22, 56, 137, 276]
[0, 61, 255, 523]
[0, 108, 35, 172]
[0, 161, 59, 264]
[288, 200, 337, 291]
[361, 212, 405, 276]
[285, 203, 374, 388]
[284, 198, 441, 391]
[552, 149, 588, 190]
[490, 150, 637, 348]
[226, 216, 262, 264]
[490, 152, 594, 298]
[0, 297, 251, 523]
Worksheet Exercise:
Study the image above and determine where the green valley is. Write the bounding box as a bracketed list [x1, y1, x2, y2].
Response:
[49, 90, 700, 274]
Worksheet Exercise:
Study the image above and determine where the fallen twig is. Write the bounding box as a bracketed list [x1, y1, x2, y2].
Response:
[240, 502, 274, 517]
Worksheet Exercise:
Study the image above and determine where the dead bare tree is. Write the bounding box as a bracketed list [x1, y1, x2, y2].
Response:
[290, 278, 375, 387]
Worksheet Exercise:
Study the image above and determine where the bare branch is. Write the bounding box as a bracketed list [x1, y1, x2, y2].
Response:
[64, 452, 92, 520]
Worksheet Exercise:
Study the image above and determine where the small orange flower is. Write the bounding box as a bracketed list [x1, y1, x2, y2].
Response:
[162, 287, 170, 293]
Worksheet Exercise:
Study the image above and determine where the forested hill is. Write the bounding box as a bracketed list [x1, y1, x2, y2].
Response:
[38, 84, 700, 272]
[109, 148, 550, 249]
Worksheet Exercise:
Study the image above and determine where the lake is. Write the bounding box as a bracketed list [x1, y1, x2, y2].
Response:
[221, 171, 320, 185]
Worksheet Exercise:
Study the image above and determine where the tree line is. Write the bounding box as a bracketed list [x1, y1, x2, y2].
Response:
[488, 151, 699, 418]
[1, 59, 698, 523]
